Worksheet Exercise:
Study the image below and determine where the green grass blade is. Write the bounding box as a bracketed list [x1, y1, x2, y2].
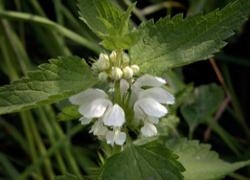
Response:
[0, 11, 101, 53]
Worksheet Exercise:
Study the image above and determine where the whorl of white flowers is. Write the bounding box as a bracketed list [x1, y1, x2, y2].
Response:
[69, 51, 175, 146]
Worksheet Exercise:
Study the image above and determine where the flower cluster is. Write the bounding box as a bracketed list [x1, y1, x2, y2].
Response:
[70, 51, 175, 146]
[69, 88, 126, 146]
[92, 51, 139, 81]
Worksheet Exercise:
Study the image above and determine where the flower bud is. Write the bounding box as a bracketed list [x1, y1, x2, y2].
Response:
[98, 72, 108, 82]
[122, 66, 134, 79]
[130, 64, 140, 74]
[122, 53, 130, 64]
[96, 53, 110, 71]
[99, 53, 109, 62]
[111, 67, 123, 80]
[109, 51, 117, 64]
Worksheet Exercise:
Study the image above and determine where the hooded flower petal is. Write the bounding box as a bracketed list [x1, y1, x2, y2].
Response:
[138, 87, 175, 105]
[103, 104, 125, 127]
[106, 129, 126, 146]
[133, 74, 166, 89]
[69, 88, 108, 105]
[134, 98, 167, 118]
[79, 98, 112, 118]
[141, 123, 157, 137]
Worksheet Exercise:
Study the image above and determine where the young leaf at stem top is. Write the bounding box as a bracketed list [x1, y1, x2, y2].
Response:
[78, 0, 138, 50]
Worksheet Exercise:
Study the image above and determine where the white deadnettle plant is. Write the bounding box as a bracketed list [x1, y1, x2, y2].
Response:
[69, 51, 175, 146]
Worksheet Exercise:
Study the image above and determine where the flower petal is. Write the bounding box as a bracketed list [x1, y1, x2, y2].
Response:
[79, 116, 92, 125]
[115, 131, 126, 145]
[120, 79, 129, 96]
[106, 130, 126, 146]
[141, 123, 157, 137]
[134, 98, 167, 118]
[79, 98, 112, 118]
[139, 87, 175, 104]
[106, 131, 115, 146]
[90, 120, 108, 136]
[103, 104, 125, 127]
[133, 74, 166, 89]
[69, 88, 108, 105]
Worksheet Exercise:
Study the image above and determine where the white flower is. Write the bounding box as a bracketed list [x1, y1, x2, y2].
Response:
[90, 119, 108, 137]
[79, 98, 112, 118]
[132, 74, 166, 90]
[138, 87, 175, 105]
[79, 116, 92, 125]
[69, 88, 112, 124]
[69, 88, 108, 106]
[103, 104, 125, 127]
[141, 122, 157, 137]
[130, 64, 140, 74]
[131, 74, 175, 137]
[111, 67, 123, 80]
[120, 79, 129, 96]
[109, 51, 117, 64]
[98, 53, 110, 70]
[134, 97, 167, 118]
[106, 128, 126, 146]
[69, 66, 175, 145]
[92, 53, 110, 71]
[70, 88, 127, 146]
[122, 66, 134, 79]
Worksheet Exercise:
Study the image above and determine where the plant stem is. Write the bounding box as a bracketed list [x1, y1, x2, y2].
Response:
[207, 120, 241, 156]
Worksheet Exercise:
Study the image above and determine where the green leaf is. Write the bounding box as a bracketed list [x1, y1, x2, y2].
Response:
[78, 0, 138, 49]
[101, 31, 139, 50]
[157, 115, 180, 136]
[0, 56, 96, 115]
[98, 143, 184, 180]
[57, 105, 81, 121]
[166, 138, 250, 180]
[180, 84, 224, 131]
[130, 0, 250, 74]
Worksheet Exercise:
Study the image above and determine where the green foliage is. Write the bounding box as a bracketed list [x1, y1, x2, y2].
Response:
[78, 0, 138, 49]
[129, 0, 250, 74]
[55, 173, 81, 180]
[167, 138, 250, 180]
[57, 105, 81, 121]
[180, 84, 224, 132]
[0, 56, 96, 115]
[98, 143, 184, 180]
